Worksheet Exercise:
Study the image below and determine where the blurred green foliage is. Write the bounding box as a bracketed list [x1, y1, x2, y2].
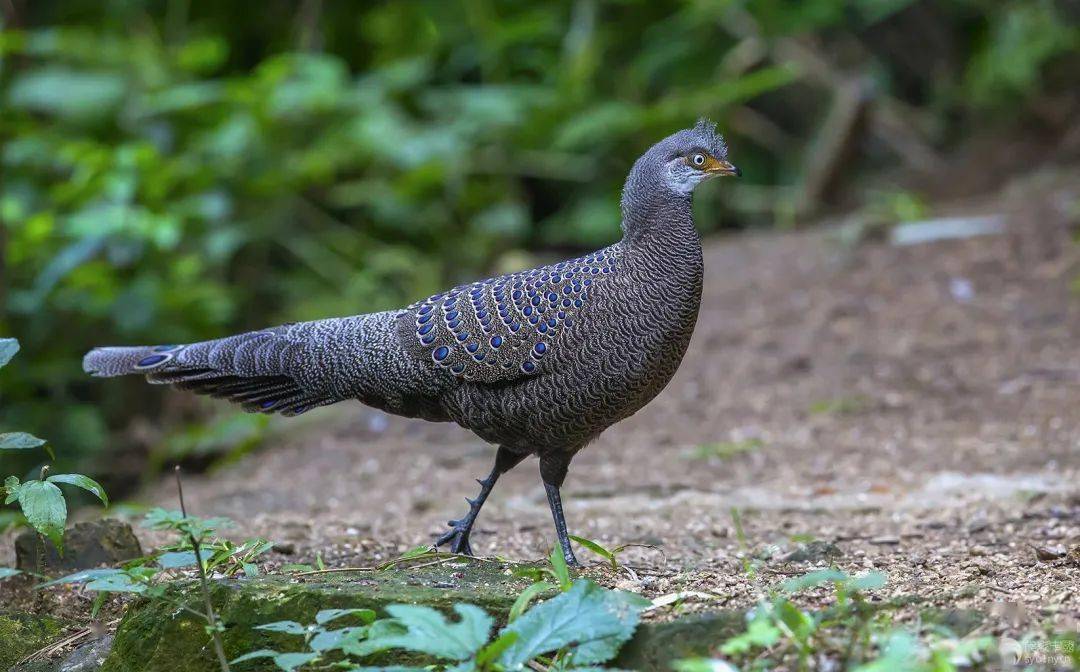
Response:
[0, 0, 1077, 487]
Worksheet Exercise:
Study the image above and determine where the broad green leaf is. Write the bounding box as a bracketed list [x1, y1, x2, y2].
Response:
[0, 339, 19, 368]
[847, 571, 887, 591]
[272, 652, 319, 671]
[7, 67, 126, 121]
[37, 568, 124, 588]
[84, 572, 147, 593]
[498, 579, 650, 667]
[0, 567, 22, 580]
[157, 551, 198, 569]
[16, 480, 67, 552]
[310, 627, 363, 652]
[358, 604, 493, 661]
[0, 432, 46, 450]
[315, 608, 376, 625]
[46, 474, 108, 506]
[256, 621, 308, 635]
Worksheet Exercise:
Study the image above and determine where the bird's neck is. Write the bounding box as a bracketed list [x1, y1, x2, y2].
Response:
[619, 159, 701, 261]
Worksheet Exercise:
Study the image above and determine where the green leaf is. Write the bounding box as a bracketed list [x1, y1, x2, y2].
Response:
[847, 571, 887, 591]
[158, 551, 198, 569]
[0, 567, 22, 580]
[549, 544, 572, 591]
[0, 338, 19, 368]
[46, 474, 108, 506]
[673, 660, 740, 672]
[359, 603, 493, 660]
[720, 613, 781, 655]
[781, 568, 849, 593]
[272, 652, 319, 671]
[37, 568, 125, 588]
[84, 572, 147, 594]
[0, 432, 46, 450]
[15, 480, 67, 552]
[498, 579, 650, 667]
[310, 627, 363, 652]
[315, 608, 376, 625]
[230, 649, 279, 665]
[508, 581, 556, 622]
[569, 535, 617, 570]
[475, 631, 517, 668]
[3, 476, 19, 505]
[256, 621, 308, 635]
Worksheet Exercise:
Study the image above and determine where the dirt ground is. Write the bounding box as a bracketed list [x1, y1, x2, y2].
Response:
[9, 168, 1078, 641]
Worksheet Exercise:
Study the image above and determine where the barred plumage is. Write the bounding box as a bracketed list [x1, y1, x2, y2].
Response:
[83, 119, 738, 564]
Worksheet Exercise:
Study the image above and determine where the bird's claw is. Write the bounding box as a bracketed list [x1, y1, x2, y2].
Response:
[435, 521, 474, 556]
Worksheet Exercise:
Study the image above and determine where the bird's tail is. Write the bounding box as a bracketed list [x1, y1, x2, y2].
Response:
[83, 325, 331, 416]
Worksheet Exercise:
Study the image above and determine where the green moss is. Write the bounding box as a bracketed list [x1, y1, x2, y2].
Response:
[613, 611, 746, 671]
[101, 560, 544, 672]
[0, 612, 69, 670]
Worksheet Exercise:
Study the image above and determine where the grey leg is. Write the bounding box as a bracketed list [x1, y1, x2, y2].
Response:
[436, 446, 526, 555]
[540, 456, 580, 566]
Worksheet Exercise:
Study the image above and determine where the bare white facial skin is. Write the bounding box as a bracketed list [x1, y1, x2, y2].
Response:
[663, 158, 710, 195]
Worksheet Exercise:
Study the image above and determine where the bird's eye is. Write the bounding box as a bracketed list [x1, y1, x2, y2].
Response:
[691, 153, 707, 167]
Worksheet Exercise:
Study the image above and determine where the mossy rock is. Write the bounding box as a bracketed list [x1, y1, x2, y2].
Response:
[0, 612, 71, 671]
[101, 560, 545, 672]
[613, 611, 746, 671]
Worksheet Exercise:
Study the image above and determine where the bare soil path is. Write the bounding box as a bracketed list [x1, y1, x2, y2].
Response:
[142, 169, 1080, 636]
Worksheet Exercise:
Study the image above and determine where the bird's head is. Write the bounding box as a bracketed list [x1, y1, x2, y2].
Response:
[650, 118, 740, 195]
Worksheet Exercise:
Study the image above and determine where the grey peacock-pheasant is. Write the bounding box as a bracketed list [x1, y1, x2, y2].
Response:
[84, 120, 739, 565]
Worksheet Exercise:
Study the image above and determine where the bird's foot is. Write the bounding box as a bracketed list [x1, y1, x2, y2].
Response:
[435, 518, 475, 556]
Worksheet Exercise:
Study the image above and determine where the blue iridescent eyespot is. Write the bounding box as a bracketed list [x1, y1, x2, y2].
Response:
[445, 299, 457, 308]
[558, 311, 566, 319]
[510, 322, 521, 332]
[521, 361, 536, 373]
[417, 323, 434, 335]
[564, 317, 574, 327]
[547, 318, 557, 327]
[466, 342, 479, 353]
[538, 323, 548, 334]
[574, 299, 583, 307]
[419, 305, 432, 315]
[473, 353, 485, 361]
[533, 342, 547, 356]
[490, 336, 503, 348]
[260, 400, 276, 409]
[523, 306, 533, 316]
[433, 346, 449, 361]
[153, 345, 182, 352]
[418, 312, 433, 324]
[451, 363, 465, 374]
[477, 310, 487, 319]
[563, 286, 572, 295]
[529, 315, 539, 324]
[422, 333, 436, 345]
[446, 310, 459, 321]
[562, 299, 571, 307]
[449, 319, 461, 330]
[551, 274, 561, 282]
[136, 354, 169, 368]
[547, 292, 558, 302]
[531, 295, 541, 306]
[457, 332, 469, 341]
[512, 290, 522, 300]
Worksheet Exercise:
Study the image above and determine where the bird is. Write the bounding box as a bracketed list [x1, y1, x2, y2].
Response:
[83, 120, 739, 565]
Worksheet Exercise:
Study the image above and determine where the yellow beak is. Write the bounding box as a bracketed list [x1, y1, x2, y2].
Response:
[705, 157, 741, 177]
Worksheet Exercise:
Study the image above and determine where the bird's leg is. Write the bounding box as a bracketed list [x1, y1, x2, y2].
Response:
[436, 446, 526, 556]
[540, 455, 580, 567]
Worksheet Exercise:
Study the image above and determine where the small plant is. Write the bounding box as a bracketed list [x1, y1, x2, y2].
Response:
[1, 338, 109, 570]
[712, 568, 995, 671]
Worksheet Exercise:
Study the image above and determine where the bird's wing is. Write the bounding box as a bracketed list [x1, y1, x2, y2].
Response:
[405, 246, 621, 384]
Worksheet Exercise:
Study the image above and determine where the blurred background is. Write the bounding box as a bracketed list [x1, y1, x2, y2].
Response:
[1, 0, 1079, 504]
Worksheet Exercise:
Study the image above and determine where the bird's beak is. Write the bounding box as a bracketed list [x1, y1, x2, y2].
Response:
[706, 157, 741, 177]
